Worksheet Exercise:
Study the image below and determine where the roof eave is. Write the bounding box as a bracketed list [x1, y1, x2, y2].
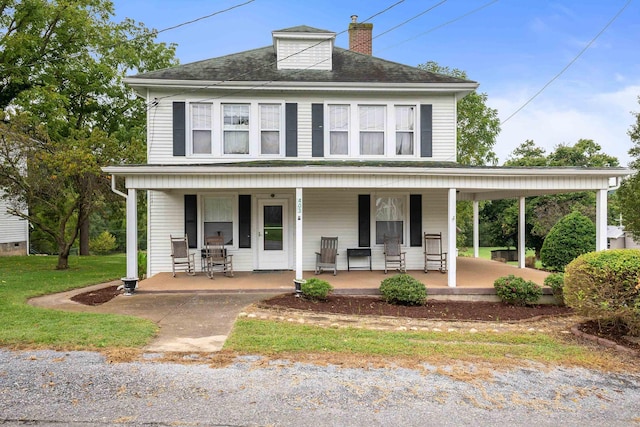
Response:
[103, 164, 630, 178]
[123, 78, 479, 94]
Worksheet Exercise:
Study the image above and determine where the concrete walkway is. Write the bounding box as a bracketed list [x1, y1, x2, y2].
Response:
[29, 282, 279, 352]
[28, 257, 551, 353]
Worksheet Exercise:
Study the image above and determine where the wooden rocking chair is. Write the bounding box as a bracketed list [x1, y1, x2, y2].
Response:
[383, 235, 406, 274]
[170, 234, 196, 277]
[424, 232, 447, 273]
[204, 235, 234, 278]
[315, 236, 339, 276]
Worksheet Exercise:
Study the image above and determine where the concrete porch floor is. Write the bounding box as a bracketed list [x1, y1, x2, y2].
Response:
[138, 257, 551, 297]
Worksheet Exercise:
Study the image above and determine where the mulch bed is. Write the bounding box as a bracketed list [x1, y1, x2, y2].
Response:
[261, 294, 573, 321]
[70, 287, 639, 354]
[70, 285, 122, 306]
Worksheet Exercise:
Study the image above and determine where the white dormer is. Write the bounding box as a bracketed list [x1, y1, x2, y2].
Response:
[272, 26, 336, 71]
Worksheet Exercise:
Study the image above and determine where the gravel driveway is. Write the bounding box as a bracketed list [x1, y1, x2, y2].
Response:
[1, 349, 639, 426]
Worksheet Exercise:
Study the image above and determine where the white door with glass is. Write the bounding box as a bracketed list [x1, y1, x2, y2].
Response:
[257, 199, 289, 269]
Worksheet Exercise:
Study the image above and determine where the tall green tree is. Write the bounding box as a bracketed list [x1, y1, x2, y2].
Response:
[492, 139, 619, 256]
[417, 61, 501, 166]
[617, 96, 640, 237]
[0, 0, 177, 268]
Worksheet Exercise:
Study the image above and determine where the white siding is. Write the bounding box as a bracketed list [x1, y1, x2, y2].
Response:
[276, 39, 332, 70]
[0, 196, 27, 244]
[147, 188, 450, 275]
[145, 90, 459, 164]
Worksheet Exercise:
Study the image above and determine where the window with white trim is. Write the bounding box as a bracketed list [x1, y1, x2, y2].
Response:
[260, 104, 281, 155]
[329, 104, 349, 155]
[359, 105, 385, 155]
[203, 196, 235, 246]
[191, 103, 212, 154]
[375, 195, 405, 244]
[395, 106, 415, 155]
[223, 104, 250, 154]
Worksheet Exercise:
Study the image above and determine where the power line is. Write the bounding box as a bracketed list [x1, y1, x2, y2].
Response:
[0, 0, 257, 74]
[154, 0, 255, 35]
[373, 0, 448, 40]
[377, 0, 499, 54]
[501, 0, 632, 125]
[148, 0, 407, 108]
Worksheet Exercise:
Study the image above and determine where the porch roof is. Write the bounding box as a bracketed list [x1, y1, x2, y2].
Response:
[103, 161, 628, 201]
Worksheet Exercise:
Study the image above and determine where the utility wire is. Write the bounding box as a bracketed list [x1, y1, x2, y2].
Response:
[373, 0, 448, 40]
[377, 0, 499, 54]
[501, 0, 632, 125]
[0, 0, 257, 74]
[148, 0, 407, 108]
[154, 0, 255, 35]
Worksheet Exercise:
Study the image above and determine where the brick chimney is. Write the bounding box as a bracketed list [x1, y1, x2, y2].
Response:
[348, 15, 373, 55]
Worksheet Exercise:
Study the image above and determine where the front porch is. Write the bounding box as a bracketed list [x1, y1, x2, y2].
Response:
[138, 256, 553, 301]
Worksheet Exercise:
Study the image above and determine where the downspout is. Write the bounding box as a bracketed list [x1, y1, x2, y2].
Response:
[111, 175, 128, 199]
[110, 175, 138, 295]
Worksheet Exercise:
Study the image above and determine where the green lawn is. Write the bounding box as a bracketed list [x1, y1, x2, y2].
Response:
[458, 246, 540, 267]
[0, 254, 157, 349]
[224, 318, 611, 368]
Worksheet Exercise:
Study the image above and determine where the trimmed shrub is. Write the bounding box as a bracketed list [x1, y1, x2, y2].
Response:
[540, 211, 596, 272]
[494, 274, 542, 306]
[301, 278, 333, 301]
[544, 273, 565, 305]
[379, 274, 427, 306]
[564, 249, 640, 336]
[89, 231, 117, 255]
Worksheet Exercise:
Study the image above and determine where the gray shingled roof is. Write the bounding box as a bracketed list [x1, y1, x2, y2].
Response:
[272, 25, 334, 33]
[128, 44, 474, 85]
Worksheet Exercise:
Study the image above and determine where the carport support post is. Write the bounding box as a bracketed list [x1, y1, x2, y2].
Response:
[447, 188, 457, 287]
[596, 188, 607, 251]
[123, 188, 138, 294]
[473, 200, 479, 258]
[295, 188, 303, 291]
[518, 196, 525, 268]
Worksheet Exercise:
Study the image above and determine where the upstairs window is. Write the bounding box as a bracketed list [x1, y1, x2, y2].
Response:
[260, 104, 281, 155]
[329, 105, 349, 155]
[395, 106, 415, 155]
[191, 103, 212, 154]
[359, 105, 385, 155]
[223, 104, 250, 154]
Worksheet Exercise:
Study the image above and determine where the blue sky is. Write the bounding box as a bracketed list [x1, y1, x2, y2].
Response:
[113, 0, 640, 166]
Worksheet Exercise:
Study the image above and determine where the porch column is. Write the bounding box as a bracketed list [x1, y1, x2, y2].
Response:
[447, 188, 457, 287]
[473, 200, 479, 258]
[596, 188, 608, 251]
[518, 196, 525, 268]
[295, 188, 303, 281]
[123, 188, 138, 293]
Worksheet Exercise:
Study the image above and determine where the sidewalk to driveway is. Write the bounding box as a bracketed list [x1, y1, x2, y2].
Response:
[29, 282, 279, 352]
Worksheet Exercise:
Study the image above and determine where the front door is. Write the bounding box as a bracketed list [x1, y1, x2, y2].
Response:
[257, 199, 289, 269]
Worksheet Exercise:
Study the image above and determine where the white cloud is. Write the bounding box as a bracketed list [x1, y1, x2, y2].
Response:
[488, 84, 640, 166]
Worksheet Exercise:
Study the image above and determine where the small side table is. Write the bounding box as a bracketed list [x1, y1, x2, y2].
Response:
[347, 248, 372, 271]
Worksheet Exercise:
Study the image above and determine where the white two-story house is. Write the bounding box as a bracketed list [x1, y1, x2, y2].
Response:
[104, 20, 627, 288]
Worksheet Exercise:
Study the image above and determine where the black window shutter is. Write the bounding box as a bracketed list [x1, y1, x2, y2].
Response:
[173, 102, 186, 156]
[420, 104, 433, 158]
[184, 195, 197, 248]
[358, 194, 370, 247]
[311, 103, 324, 157]
[410, 194, 422, 247]
[285, 103, 298, 157]
[238, 195, 251, 248]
